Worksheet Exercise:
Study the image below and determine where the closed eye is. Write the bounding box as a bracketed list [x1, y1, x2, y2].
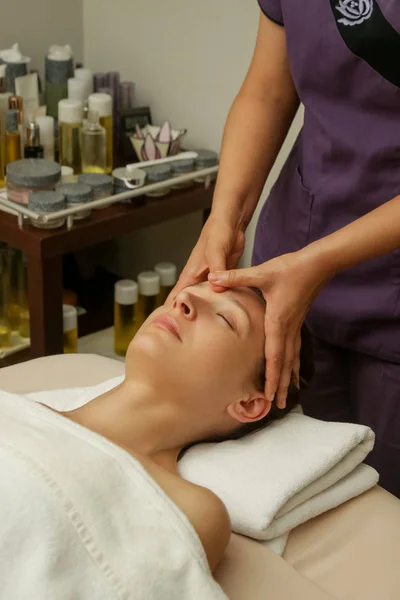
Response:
[217, 314, 234, 330]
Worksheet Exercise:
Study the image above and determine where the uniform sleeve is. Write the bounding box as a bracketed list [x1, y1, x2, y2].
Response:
[258, 0, 284, 26]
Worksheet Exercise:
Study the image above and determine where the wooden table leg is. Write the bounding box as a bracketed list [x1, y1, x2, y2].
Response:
[27, 254, 63, 357]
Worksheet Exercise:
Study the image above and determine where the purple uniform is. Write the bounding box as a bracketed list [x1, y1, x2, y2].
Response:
[253, 0, 400, 495]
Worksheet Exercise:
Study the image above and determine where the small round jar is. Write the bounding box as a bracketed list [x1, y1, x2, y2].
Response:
[145, 164, 172, 198]
[194, 150, 219, 183]
[28, 190, 66, 229]
[170, 159, 195, 189]
[112, 167, 146, 205]
[6, 159, 61, 205]
[61, 165, 76, 184]
[56, 183, 92, 220]
[77, 173, 113, 209]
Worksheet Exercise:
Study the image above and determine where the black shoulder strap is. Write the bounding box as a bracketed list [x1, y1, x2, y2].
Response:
[329, 0, 400, 88]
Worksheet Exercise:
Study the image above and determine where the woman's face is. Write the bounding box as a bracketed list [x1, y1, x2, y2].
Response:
[126, 283, 265, 417]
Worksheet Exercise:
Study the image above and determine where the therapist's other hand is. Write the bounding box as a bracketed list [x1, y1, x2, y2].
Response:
[208, 251, 325, 408]
[167, 216, 246, 302]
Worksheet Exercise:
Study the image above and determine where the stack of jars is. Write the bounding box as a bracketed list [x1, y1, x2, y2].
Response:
[0, 243, 29, 349]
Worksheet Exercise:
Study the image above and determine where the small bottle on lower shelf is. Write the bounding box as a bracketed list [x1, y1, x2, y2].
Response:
[114, 279, 138, 357]
[63, 304, 78, 353]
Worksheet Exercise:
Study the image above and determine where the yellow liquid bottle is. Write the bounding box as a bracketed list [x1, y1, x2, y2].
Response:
[154, 262, 177, 307]
[8, 248, 21, 331]
[0, 118, 6, 187]
[114, 280, 138, 356]
[0, 244, 11, 348]
[81, 111, 107, 174]
[19, 253, 30, 339]
[58, 99, 83, 175]
[88, 93, 113, 174]
[63, 304, 78, 353]
[137, 271, 160, 329]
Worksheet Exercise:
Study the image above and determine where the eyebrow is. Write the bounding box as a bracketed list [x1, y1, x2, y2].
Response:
[192, 282, 251, 322]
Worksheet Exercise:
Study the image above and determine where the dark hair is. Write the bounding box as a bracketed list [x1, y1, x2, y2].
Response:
[178, 318, 314, 459]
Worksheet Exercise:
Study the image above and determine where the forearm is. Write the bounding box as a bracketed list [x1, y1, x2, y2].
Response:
[302, 194, 400, 281]
[212, 88, 299, 229]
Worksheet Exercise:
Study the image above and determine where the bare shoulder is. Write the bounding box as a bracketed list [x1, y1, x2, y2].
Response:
[181, 482, 231, 572]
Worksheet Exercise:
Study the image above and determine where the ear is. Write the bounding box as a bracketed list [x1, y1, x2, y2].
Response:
[226, 392, 272, 424]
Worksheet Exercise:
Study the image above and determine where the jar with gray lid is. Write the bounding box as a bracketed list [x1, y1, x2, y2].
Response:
[6, 159, 61, 205]
[194, 149, 219, 183]
[56, 182, 92, 220]
[170, 159, 195, 189]
[145, 164, 172, 198]
[77, 172, 113, 209]
[112, 167, 146, 205]
[28, 190, 66, 229]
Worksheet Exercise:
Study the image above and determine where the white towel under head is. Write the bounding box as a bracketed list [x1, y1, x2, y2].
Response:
[27, 378, 378, 555]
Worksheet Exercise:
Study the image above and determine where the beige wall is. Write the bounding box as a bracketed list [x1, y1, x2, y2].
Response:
[83, 0, 301, 275]
[0, 0, 83, 80]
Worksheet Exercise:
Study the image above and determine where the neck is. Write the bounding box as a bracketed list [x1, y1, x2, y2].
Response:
[61, 377, 194, 472]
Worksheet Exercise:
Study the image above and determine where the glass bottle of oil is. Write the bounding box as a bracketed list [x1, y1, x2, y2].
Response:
[88, 93, 113, 174]
[81, 110, 107, 174]
[137, 271, 160, 328]
[114, 279, 138, 356]
[58, 99, 83, 175]
[155, 262, 177, 306]
[63, 304, 78, 353]
[7, 248, 21, 331]
[19, 253, 30, 339]
[6, 109, 22, 165]
[0, 243, 11, 348]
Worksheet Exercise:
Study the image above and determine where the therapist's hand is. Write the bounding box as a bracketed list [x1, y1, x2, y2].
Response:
[208, 251, 327, 407]
[167, 215, 246, 301]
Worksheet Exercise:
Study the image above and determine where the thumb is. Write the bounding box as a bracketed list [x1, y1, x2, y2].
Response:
[208, 265, 264, 288]
[206, 240, 227, 274]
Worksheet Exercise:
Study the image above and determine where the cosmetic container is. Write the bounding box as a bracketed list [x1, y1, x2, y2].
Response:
[58, 98, 83, 174]
[88, 93, 113, 174]
[28, 190, 66, 229]
[137, 271, 160, 327]
[6, 158, 61, 205]
[155, 262, 177, 306]
[63, 304, 78, 353]
[145, 165, 172, 198]
[114, 279, 139, 356]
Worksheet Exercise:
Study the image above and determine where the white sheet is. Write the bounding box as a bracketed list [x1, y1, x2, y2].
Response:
[0, 390, 227, 600]
[26, 379, 379, 557]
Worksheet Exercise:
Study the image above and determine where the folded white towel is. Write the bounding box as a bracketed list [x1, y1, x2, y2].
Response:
[27, 379, 379, 557]
[179, 411, 379, 550]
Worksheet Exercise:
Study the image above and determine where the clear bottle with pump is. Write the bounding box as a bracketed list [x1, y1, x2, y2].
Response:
[114, 279, 139, 356]
[155, 262, 177, 306]
[6, 109, 22, 165]
[88, 93, 113, 174]
[0, 244, 11, 348]
[81, 111, 107, 173]
[24, 122, 44, 158]
[8, 95, 24, 153]
[137, 271, 160, 328]
[63, 304, 78, 353]
[58, 98, 83, 175]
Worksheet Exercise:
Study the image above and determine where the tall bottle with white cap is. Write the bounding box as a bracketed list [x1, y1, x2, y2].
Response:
[155, 262, 177, 306]
[58, 98, 83, 174]
[36, 115, 55, 160]
[114, 279, 139, 356]
[63, 304, 78, 353]
[88, 92, 113, 173]
[137, 271, 160, 328]
[45, 45, 74, 119]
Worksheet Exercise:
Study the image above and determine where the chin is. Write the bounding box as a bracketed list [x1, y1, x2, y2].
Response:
[126, 328, 174, 363]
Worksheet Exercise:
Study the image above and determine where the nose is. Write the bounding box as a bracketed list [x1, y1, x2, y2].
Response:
[173, 289, 197, 320]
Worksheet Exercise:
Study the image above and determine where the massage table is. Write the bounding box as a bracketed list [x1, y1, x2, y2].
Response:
[1, 353, 399, 600]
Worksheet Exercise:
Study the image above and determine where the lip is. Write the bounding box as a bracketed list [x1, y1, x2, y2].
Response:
[152, 315, 182, 341]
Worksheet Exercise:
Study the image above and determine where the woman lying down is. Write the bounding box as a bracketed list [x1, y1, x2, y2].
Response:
[0, 283, 311, 600]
